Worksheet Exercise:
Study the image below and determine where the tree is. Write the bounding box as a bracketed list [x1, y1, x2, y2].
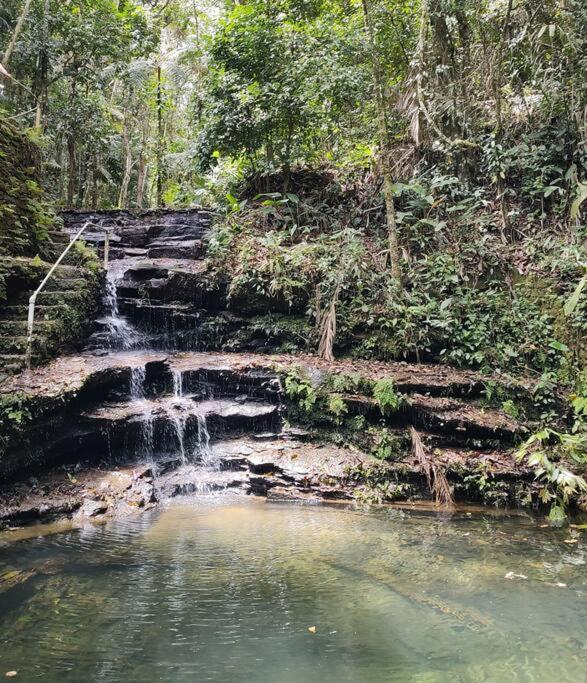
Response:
[1, 0, 33, 68]
[198, 0, 362, 187]
[361, 0, 402, 283]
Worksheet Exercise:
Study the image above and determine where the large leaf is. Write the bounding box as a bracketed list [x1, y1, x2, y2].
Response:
[570, 182, 587, 220]
[564, 273, 586, 316]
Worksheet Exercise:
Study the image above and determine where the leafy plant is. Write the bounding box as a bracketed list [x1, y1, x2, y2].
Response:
[283, 367, 317, 414]
[372, 379, 403, 415]
[516, 428, 587, 516]
[327, 394, 348, 422]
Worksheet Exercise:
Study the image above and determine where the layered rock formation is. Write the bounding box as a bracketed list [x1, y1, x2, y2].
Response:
[0, 210, 539, 527]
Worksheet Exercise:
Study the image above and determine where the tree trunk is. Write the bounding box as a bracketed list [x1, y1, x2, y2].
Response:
[91, 154, 99, 210]
[156, 64, 163, 208]
[118, 116, 132, 208]
[493, 0, 513, 238]
[361, 0, 402, 284]
[66, 134, 76, 208]
[136, 110, 150, 208]
[34, 0, 51, 129]
[2, 0, 34, 68]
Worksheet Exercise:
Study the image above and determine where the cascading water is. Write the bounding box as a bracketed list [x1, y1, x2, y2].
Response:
[130, 366, 146, 399]
[171, 368, 183, 398]
[129, 366, 154, 459]
[167, 403, 188, 464]
[196, 413, 215, 468]
[95, 216, 227, 493]
[101, 267, 141, 350]
[168, 369, 218, 477]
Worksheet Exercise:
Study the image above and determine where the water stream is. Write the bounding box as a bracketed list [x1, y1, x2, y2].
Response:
[129, 366, 154, 458]
[0, 499, 585, 682]
[130, 366, 146, 400]
[171, 368, 183, 398]
[100, 267, 141, 350]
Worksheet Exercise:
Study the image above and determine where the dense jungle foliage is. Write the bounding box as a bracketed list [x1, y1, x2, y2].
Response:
[0, 0, 586, 504]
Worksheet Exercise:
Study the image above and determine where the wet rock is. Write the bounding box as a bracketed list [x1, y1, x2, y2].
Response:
[267, 487, 322, 503]
[157, 465, 248, 497]
[408, 394, 521, 442]
[77, 499, 108, 518]
[1, 349, 533, 507]
[248, 474, 285, 495]
[0, 498, 81, 526]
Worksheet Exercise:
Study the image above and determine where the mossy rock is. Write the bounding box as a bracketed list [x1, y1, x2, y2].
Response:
[0, 120, 55, 262]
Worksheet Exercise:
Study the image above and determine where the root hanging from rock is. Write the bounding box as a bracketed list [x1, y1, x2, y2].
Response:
[410, 426, 454, 507]
[317, 285, 339, 362]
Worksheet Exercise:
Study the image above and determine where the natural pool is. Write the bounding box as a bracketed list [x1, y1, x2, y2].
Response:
[1, 497, 586, 682]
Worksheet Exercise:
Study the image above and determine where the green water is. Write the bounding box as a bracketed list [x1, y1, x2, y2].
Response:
[0, 497, 586, 682]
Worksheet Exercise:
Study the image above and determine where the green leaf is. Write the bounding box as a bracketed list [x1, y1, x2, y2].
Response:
[570, 182, 587, 220]
[564, 273, 586, 316]
[548, 340, 569, 352]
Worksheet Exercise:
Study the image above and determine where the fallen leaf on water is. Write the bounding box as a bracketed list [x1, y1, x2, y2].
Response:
[308, 626, 316, 634]
[5, 672, 17, 678]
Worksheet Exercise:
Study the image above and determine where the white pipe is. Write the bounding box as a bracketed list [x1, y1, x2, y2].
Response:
[25, 220, 107, 370]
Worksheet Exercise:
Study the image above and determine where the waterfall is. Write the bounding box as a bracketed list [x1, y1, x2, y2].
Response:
[138, 411, 155, 460]
[171, 369, 183, 398]
[196, 413, 222, 472]
[130, 365, 154, 459]
[196, 414, 211, 459]
[168, 407, 187, 464]
[102, 269, 140, 350]
[93, 216, 227, 493]
[130, 366, 146, 400]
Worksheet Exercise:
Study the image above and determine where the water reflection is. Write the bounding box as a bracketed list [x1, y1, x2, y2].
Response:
[1, 497, 586, 682]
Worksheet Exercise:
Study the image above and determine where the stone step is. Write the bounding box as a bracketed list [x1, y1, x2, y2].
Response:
[13, 289, 88, 306]
[117, 300, 200, 331]
[0, 304, 72, 321]
[44, 277, 88, 292]
[38, 242, 89, 264]
[0, 353, 26, 372]
[40, 263, 84, 278]
[0, 334, 49, 355]
[174, 365, 282, 401]
[147, 240, 204, 260]
[0, 319, 55, 336]
[65, 397, 282, 460]
[47, 230, 72, 244]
